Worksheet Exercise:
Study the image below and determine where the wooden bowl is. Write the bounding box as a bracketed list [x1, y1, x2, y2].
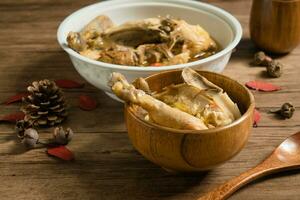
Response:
[125, 70, 255, 172]
[250, 0, 300, 54]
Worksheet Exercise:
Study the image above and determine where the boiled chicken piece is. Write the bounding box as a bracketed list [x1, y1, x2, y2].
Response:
[103, 17, 217, 57]
[154, 84, 234, 127]
[170, 19, 217, 57]
[154, 83, 212, 115]
[109, 72, 208, 130]
[67, 15, 218, 66]
[153, 68, 241, 127]
[133, 78, 151, 94]
[165, 52, 190, 65]
[67, 15, 114, 51]
[67, 32, 87, 52]
[81, 15, 114, 40]
[135, 43, 174, 65]
[79, 49, 100, 60]
[98, 46, 138, 66]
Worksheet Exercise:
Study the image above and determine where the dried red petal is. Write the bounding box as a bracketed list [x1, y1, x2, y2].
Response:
[246, 81, 281, 92]
[79, 95, 97, 111]
[0, 112, 25, 123]
[253, 109, 261, 127]
[4, 92, 29, 105]
[47, 146, 74, 161]
[55, 79, 84, 89]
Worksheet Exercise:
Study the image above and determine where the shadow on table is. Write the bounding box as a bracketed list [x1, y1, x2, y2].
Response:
[54, 128, 212, 200]
[66, 153, 211, 200]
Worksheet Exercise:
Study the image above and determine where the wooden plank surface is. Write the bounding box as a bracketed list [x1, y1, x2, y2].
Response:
[0, 0, 300, 199]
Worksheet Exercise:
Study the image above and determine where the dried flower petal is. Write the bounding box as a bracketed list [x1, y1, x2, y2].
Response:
[47, 146, 74, 161]
[4, 92, 30, 105]
[0, 112, 25, 123]
[55, 79, 84, 89]
[22, 128, 39, 148]
[253, 109, 261, 127]
[246, 81, 281, 92]
[79, 95, 97, 111]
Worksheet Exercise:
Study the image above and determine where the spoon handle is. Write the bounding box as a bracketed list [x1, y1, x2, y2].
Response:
[197, 158, 280, 200]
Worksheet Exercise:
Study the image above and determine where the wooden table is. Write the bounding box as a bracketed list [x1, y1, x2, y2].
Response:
[1, 0, 299, 199]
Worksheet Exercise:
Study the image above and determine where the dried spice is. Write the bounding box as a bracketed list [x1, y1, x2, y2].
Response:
[246, 81, 281, 92]
[4, 92, 29, 105]
[253, 51, 272, 66]
[16, 123, 74, 149]
[22, 79, 68, 127]
[253, 51, 283, 78]
[266, 61, 283, 78]
[47, 146, 74, 161]
[53, 127, 74, 145]
[22, 128, 39, 148]
[79, 95, 97, 111]
[270, 103, 295, 119]
[55, 79, 84, 89]
[253, 109, 261, 127]
[0, 112, 25, 123]
[15, 120, 32, 138]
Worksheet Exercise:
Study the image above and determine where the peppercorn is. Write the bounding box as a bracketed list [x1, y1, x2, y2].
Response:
[270, 103, 295, 119]
[267, 61, 283, 78]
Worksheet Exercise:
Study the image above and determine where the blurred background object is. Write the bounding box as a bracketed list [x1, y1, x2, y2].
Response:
[250, 0, 300, 54]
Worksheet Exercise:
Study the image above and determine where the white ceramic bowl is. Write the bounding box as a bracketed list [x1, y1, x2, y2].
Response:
[57, 0, 242, 99]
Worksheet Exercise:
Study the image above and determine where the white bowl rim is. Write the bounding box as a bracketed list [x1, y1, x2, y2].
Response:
[57, 0, 242, 72]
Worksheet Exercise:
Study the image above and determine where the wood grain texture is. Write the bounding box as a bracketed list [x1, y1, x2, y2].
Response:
[199, 132, 300, 200]
[250, 0, 300, 53]
[0, 0, 300, 199]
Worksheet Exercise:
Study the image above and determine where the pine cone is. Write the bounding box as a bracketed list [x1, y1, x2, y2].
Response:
[21, 79, 68, 127]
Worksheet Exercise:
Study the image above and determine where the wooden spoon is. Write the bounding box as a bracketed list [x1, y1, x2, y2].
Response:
[198, 131, 300, 200]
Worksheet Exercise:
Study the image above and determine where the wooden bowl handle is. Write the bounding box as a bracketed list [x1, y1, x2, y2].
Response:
[197, 158, 279, 200]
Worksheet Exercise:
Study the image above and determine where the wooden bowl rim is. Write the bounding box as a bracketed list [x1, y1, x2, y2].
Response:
[126, 69, 255, 135]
